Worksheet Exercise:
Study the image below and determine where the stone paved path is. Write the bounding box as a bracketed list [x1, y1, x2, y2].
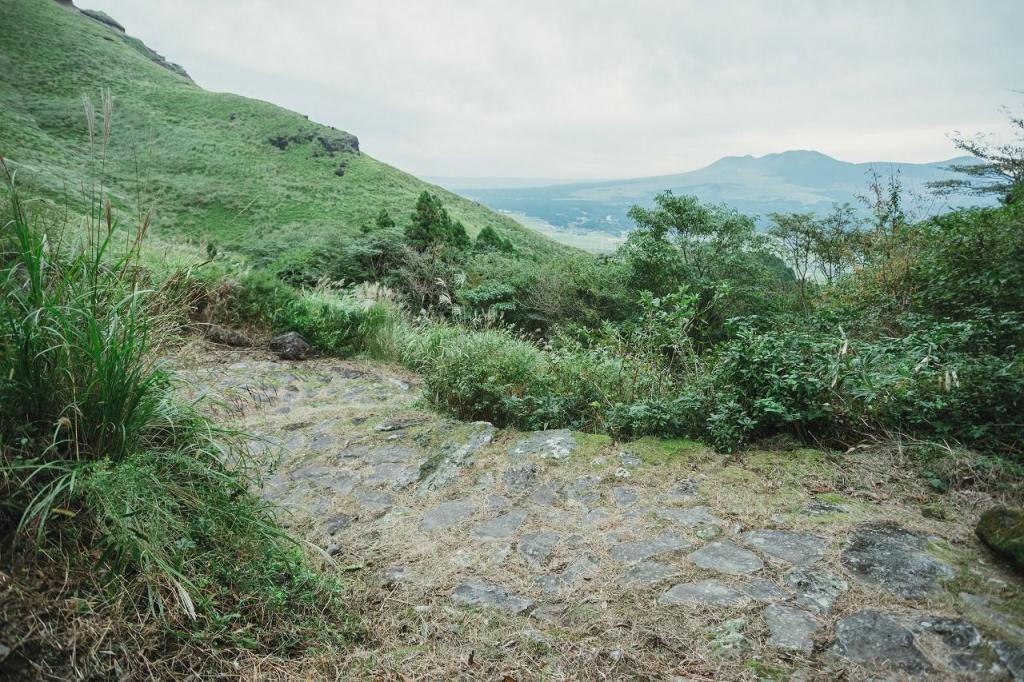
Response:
[178, 345, 1024, 680]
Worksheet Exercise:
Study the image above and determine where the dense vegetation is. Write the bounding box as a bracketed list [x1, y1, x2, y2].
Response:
[231, 144, 1023, 468]
[0, 107, 354, 676]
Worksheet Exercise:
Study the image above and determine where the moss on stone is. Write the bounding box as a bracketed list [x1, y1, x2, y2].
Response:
[976, 507, 1024, 571]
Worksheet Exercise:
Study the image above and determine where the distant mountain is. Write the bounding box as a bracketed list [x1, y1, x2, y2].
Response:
[453, 150, 993, 235]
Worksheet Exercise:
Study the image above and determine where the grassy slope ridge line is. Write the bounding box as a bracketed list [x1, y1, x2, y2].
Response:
[0, 0, 569, 271]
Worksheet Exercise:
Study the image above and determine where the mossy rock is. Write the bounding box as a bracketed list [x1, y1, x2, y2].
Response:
[976, 507, 1024, 571]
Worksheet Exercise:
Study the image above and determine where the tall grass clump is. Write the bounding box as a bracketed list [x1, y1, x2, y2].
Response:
[0, 97, 352, 674]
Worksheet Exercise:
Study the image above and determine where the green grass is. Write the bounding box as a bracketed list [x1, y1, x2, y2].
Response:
[0, 0, 570, 276]
[0, 122, 353, 676]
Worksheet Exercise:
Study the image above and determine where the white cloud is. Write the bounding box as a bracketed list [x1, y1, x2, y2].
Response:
[85, 0, 1023, 178]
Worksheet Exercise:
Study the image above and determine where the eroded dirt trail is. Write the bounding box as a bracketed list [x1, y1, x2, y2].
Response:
[177, 343, 1024, 680]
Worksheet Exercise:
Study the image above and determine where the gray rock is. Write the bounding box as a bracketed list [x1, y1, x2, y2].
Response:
[993, 641, 1024, 681]
[361, 445, 419, 464]
[204, 324, 252, 347]
[615, 560, 681, 587]
[419, 423, 496, 491]
[611, 533, 693, 563]
[805, 499, 847, 516]
[487, 493, 513, 510]
[352, 488, 395, 516]
[564, 475, 602, 507]
[660, 579, 750, 607]
[269, 331, 314, 360]
[914, 616, 981, 649]
[509, 430, 576, 462]
[707, 617, 750, 659]
[583, 508, 612, 526]
[765, 604, 819, 654]
[323, 512, 354, 535]
[841, 523, 954, 598]
[451, 581, 534, 614]
[536, 553, 600, 594]
[362, 463, 420, 489]
[529, 604, 566, 626]
[656, 506, 724, 527]
[307, 433, 337, 452]
[661, 478, 700, 504]
[421, 499, 478, 532]
[619, 451, 642, 468]
[689, 540, 764, 575]
[741, 529, 828, 566]
[374, 417, 425, 432]
[786, 568, 848, 614]
[740, 578, 788, 602]
[473, 508, 528, 540]
[830, 610, 930, 674]
[611, 486, 639, 508]
[527, 481, 562, 506]
[696, 525, 722, 541]
[502, 462, 539, 495]
[518, 531, 560, 566]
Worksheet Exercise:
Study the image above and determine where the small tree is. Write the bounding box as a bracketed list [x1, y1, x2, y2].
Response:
[813, 204, 858, 285]
[768, 212, 817, 306]
[928, 105, 1024, 204]
[475, 225, 514, 253]
[406, 191, 452, 250]
[449, 220, 471, 250]
[375, 209, 395, 229]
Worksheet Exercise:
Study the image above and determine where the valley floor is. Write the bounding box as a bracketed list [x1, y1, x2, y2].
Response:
[175, 341, 1024, 681]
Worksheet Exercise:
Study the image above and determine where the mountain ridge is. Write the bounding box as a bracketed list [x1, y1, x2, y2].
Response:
[451, 150, 990, 236]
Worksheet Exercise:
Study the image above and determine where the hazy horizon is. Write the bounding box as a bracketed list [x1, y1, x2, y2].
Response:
[83, 0, 1023, 180]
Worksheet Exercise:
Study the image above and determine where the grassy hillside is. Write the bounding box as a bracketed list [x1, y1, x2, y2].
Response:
[0, 0, 567, 271]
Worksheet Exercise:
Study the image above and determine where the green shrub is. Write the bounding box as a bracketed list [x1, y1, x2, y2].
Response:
[0, 158, 350, 653]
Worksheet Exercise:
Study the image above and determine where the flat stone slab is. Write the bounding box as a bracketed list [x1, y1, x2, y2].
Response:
[473, 508, 528, 540]
[360, 445, 420, 464]
[420, 499, 478, 532]
[611, 533, 693, 563]
[418, 423, 495, 491]
[527, 481, 561, 506]
[362, 463, 420, 489]
[841, 523, 954, 598]
[564, 475, 602, 506]
[518, 531, 560, 566]
[352, 488, 395, 516]
[740, 578, 788, 603]
[509, 430, 576, 461]
[611, 486, 639, 507]
[741, 529, 828, 566]
[786, 568, 848, 614]
[765, 604, 819, 654]
[660, 478, 700, 504]
[502, 462, 539, 495]
[536, 554, 600, 594]
[655, 506, 723, 527]
[689, 540, 763, 575]
[615, 560, 680, 587]
[660, 579, 750, 607]
[829, 610, 930, 674]
[451, 581, 534, 614]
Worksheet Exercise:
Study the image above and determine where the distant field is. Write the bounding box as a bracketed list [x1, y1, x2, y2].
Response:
[457, 150, 993, 234]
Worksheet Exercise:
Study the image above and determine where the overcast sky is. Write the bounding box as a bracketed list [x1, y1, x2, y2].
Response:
[86, 0, 1023, 179]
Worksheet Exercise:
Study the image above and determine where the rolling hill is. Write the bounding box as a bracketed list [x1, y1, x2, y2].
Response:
[452, 150, 993, 237]
[0, 0, 567, 272]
